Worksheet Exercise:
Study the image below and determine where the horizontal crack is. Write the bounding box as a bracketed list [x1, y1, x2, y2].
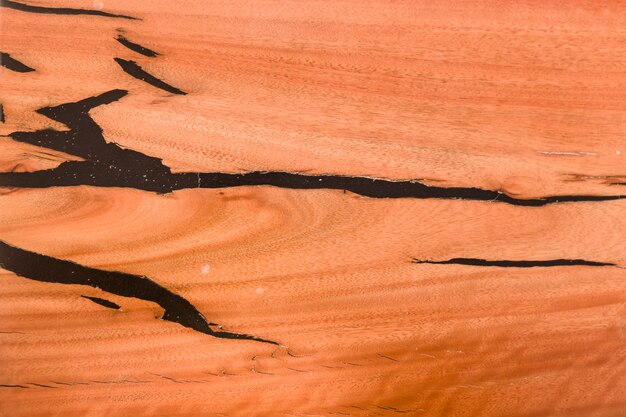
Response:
[2, 0, 138, 20]
[0, 240, 279, 345]
[412, 257, 617, 268]
[2, 89, 625, 207]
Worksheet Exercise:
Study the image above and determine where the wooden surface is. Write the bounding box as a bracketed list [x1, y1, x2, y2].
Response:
[1, 1, 625, 416]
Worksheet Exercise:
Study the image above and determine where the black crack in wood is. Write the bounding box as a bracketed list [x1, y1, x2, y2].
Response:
[81, 295, 121, 310]
[1, 52, 35, 72]
[412, 257, 617, 268]
[0, 103, 4, 123]
[0, 240, 280, 345]
[3, 90, 626, 207]
[1, 0, 137, 20]
[114, 58, 186, 95]
[115, 35, 159, 57]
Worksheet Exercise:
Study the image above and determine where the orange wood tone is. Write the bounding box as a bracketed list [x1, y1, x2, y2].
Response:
[1, 1, 625, 416]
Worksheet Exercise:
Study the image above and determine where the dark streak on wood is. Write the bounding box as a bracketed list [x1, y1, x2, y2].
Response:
[3, 90, 626, 207]
[114, 58, 186, 94]
[0, 239, 280, 345]
[412, 257, 617, 268]
[1, 0, 138, 20]
[115, 35, 159, 57]
[1, 52, 35, 72]
[81, 295, 121, 310]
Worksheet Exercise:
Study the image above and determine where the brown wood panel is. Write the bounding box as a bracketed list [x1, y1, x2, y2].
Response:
[1, 1, 625, 416]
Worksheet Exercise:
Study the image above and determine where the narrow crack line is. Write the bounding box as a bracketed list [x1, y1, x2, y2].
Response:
[251, 366, 275, 376]
[114, 58, 186, 95]
[115, 35, 159, 57]
[126, 378, 150, 383]
[3, 90, 626, 207]
[81, 295, 121, 310]
[27, 382, 57, 389]
[148, 373, 183, 383]
[377, 353, 399, 362]
[287, 367, 310, 373]
[148, 373, 202, 384]
[344, 405, 368, 411]
[0, 384, 29, 388]
[51, 381, 89, 386]
[91, 380, 123, 385]
[0, 240, 280, 345]
[1, 52, 35, 72]
[1, 0, 138, 19]
[375, 406, 394, 411]
[64, 381, 89, 386]
[412, 257, 618, 268]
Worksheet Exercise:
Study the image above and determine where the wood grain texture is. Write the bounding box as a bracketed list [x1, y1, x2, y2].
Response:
[1, 1, 625, 416]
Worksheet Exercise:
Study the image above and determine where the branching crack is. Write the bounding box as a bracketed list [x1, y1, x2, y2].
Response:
[3, 90, 625, 207]
[0, 239, 280, 345]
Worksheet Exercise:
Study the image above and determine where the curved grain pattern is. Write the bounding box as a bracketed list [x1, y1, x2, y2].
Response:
[1, 187, 625, 415]
[1, 1, 626, 416]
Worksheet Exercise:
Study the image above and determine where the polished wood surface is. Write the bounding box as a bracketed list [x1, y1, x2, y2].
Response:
[1, 1, 625, 416]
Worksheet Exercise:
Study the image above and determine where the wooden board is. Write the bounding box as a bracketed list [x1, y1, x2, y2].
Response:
[1, 1, 625, 416]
